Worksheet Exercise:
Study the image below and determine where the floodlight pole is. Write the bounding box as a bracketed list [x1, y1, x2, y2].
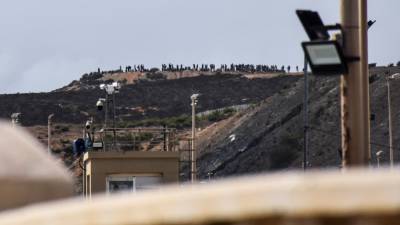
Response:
[303, 55, 309, 171]
[340, 0, 370, 168]
[104, 94, 109, 130]
[104, 94, 109, 151]
[191, 95, 198, 183]
[376, 151, 383, 168]
[48, 114, 54, 155]
[386, 77, 394, 168]
[112, 92, 117, 149]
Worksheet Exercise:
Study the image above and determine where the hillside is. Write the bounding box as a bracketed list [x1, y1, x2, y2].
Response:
[2, 65, 400, 184]
[0, 73, 298, 126]
[194, 66, 400, 179]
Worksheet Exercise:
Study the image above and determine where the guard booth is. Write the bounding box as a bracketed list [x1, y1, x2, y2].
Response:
[83, 128, 180, 197]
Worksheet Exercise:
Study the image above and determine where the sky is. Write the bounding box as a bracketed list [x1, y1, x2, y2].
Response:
[0, 0, 398, 93]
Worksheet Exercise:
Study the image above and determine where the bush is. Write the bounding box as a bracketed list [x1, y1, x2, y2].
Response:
[60, 126, 70, 132]
[118, 108, 236, 130]
[207, 108, 236, 122]
[369, 74, 379, 84]
[269, 134, 300, 169]
[146, 72, 166, 80]
[164, 115, 192, 128]
[149, 68, 160, 73]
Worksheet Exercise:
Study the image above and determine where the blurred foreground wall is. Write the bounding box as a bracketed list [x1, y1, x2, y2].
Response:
[0, 122, 73, 211]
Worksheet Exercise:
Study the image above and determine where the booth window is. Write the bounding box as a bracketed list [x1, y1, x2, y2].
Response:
[106, 175, 161, 193]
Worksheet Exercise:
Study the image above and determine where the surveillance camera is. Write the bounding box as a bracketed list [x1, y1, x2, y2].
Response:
[85, 121, 92, 129]
[191, 93, 199, 100]
[96, 99, 104, 111]
[112, 81, 119, 88]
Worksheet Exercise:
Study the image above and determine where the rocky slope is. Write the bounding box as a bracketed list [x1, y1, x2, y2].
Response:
[0, 73, 298, 126]
[2, 65, 400, 184]
[195, 66, 400, 179]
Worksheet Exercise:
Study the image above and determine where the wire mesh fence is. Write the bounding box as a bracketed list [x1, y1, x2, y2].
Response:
[93, 127, 179, 152]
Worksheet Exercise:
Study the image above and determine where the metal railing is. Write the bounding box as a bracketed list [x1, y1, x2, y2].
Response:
[92, 127, 178, 152]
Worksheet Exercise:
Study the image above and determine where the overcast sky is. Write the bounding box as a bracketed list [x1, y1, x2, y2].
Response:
[0, 0, 398, 93]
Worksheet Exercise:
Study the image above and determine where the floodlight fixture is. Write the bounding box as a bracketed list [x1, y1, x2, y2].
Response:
[368, 20, 376, 29]
[191, 94, 199, 106]
[11, 112, 22, 126]
[96, 98, 105, 111]
[302, 40, 348, 76]
[112, 81, 120, 89]
[389, 73, 400, 80]
[100, 82, 121, 95]
[85, 120, 92, 129]
[191, 94, 199, 100]
[296, 10, 330, 41]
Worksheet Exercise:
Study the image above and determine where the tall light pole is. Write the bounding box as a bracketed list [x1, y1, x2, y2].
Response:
[340, 0, 370, 167]
[386, 73, 400, 168]
[48, 114, 54, 155]
[376, 150, 383, 168]
[191, 94, 199, 183]
[99, 82, 121, 150]
[11, 113, 21, 127]
[303, 56, 309, 171]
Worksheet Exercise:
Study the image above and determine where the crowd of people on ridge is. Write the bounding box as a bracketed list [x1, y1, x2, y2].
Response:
[160, 63, 299, 73]
[90, 63, 302, 76]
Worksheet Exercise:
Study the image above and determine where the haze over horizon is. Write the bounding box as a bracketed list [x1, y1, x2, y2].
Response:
[0, 0, 398, 94]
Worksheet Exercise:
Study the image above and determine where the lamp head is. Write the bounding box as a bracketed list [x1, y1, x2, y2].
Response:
[96, 99, 104, 111]
[191, 94, 199, 100]
[112, 81, 120, 90]
[85, 120, 92, 129]
[389, 73, 400, 80]
[302, 40, 347, 76]
[368, 20, 376, 29]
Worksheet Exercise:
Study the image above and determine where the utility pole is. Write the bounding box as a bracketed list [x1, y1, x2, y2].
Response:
[340, 0, 370, 167]
[191, 94, 199, 183]
[112, 92, 117, 149]
[48, 114, 54, 155]
[387, 77, 394, 168]
[104, 94, 109, 130]
[104, 94, 109, 151]
[163, 124, 167, 151]
[303, 56, 309, 171]
[376, 150, 383, 168]
[386, 73, 400, 167]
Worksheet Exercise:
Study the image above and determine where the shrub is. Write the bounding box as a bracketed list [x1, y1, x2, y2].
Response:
[269, 134, 300, 169]
[207, 108, 236, 122]
[60, 126, 70, 132]
[149, 67, 160, 73]
[146, 72, 166, 80]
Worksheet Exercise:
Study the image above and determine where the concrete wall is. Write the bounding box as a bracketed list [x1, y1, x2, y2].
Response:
[0, 122, 73, 211]
[84, 151, 179, 196]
